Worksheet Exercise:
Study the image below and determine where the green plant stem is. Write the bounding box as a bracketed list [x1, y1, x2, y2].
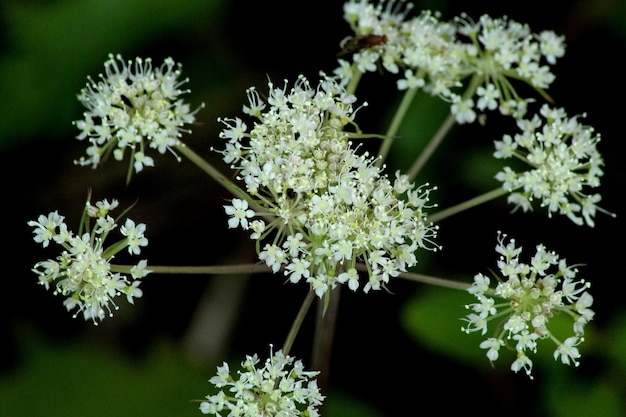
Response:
[174, 143, 263, 212]
[397, 271, 472, 291]
[345, 65, 363, 96]
[353, 262, 470, 291]
[110, 263, 271, 275]
[427, 187, 508, 223]
[376, 86, 419, 167]
[407, 113, 456, 181]
[282, 290, 316, 356]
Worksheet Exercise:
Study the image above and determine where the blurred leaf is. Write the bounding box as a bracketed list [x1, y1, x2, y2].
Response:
[400, 287, 488, 366]
[605, 310, 626, 371]
[457, 144, 502, 190]
[0, 0, 223, 149]
[387, 91, 450, 177]
[544, 370, 624, 417]
[326, 390, 384, 417]
[0, 331, 208, 417]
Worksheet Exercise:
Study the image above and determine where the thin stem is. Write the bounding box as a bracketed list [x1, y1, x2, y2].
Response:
[174, 143, 264, 212]
[428, 187, 508, 223]
[282, 290, 316, 356]
[376, 86, 419, 167]
[345, 65, 363, 96]
[110, 263, 271, 275]
[427, 187, 508, 224]
[407, 113, 456, 181]
[396, 271, 472, 291]
[352, 263, 470, 291]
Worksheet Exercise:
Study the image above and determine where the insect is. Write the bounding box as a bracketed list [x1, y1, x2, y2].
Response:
[337, 34, 388, 57]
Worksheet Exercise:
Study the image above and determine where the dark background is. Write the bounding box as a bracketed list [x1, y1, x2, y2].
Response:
[2, 0, 625, 416]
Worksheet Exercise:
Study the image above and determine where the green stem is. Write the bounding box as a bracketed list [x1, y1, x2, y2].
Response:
[352, 263, 470, 291]
[396, 271, 472, 291]
[407, 113, 456, 181]
[345, 65, 363, 96]
[282, 290, 316, 356]
[427, 187, 508, 223]
[110, 263, 271, 275]
[102, 238, 129, 260]
[174, 143, 263, 212]
[376, 86, 418, 167]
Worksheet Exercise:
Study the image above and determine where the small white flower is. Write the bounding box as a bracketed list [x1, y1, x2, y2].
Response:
[480, 337, 504, 361]
[120, 218, 148, 255]
[224, 198, 255, 229]
[27, 211, 65, 248]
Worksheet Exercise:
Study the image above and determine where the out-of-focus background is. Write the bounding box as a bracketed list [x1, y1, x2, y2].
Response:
[2, 0, 625, 416]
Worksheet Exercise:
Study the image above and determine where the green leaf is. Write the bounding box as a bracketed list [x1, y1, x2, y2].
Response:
[544, 370, 624, 417]
[387, 92, 450, 176]
[0, 331, 208, 417]
[399, 287, 490, 366]
[0, 0, 223, 149]
[604, 311, 626, 371]
[325, 390, 384, 417]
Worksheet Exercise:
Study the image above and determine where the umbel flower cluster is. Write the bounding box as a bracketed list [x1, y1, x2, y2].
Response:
[199, 346, 324, 417]
[73, 53, 203, 181]
[462, 232, 594, 378]
[494, 104, 605, 227]
[336, 0, 565, 123]
[28, 197, 150, 324]
[216, 75, 439, 298]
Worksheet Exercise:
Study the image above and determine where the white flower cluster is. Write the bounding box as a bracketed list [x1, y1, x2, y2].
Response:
[74, 53, 203, 176]
[462, 232, 594, 378]
[200, 348, 324, 417]
[336, 0, 565, 123]
[28, 198, 150, 324]
[494, 104, 606, 227]
[216, 75, 439, 298]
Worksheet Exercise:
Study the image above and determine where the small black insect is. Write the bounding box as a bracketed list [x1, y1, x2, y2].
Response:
[286, 188, 297, 199]
[338, 34, 388, 57]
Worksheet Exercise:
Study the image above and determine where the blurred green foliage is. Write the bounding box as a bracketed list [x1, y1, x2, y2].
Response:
[0, 331, 207, 417]
[0, 0, 223, 149]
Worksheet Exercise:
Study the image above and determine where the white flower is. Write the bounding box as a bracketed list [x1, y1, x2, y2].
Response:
[494, 104, 612, 226]
[215, 75, 439, 298]
[451, 96, 476, 124]
[73, 54, 204, 180]
[120, 218, 149, 255]
[200, 347, 324, 416]
[463, 231, 594, 377]
[480, 337, 504, 361]
[27, 211, 66, 248]
[29, 198, 149, 324]
[224, 198, 255, 229]
[554, 336, 582, 366]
